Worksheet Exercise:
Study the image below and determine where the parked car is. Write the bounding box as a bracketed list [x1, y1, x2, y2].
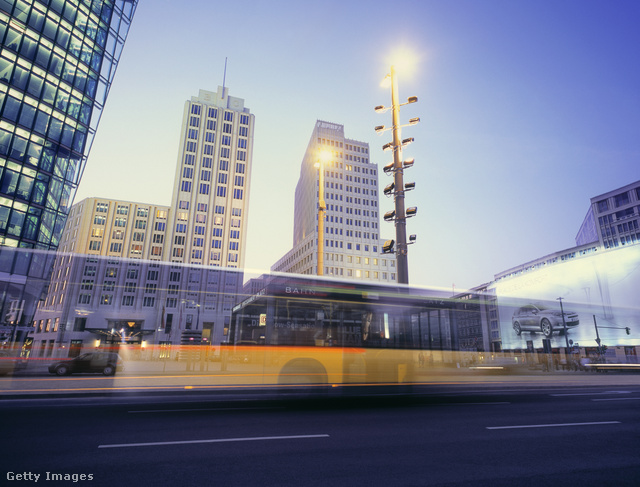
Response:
[0, 350, 27, 376]
[512, 304, 579, 337]
[48, 352, 123, 376]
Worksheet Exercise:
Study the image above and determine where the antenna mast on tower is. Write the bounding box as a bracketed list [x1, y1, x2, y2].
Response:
[222, 57, 228, 96]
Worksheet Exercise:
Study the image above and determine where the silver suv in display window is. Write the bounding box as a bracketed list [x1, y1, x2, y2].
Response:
[512, 304, 579, 337]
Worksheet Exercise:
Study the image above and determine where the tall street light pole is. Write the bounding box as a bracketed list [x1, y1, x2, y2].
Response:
[557, 297, 570, 350]
[389, 66, 409, 284]
[376, 66, 418, 285]
[316, 151, 328, 276]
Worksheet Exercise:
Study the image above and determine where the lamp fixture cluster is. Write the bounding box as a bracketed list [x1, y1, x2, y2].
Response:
[375, 74, 419, 265]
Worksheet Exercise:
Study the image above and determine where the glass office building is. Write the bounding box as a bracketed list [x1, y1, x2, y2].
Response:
[0, 0, 138, 343]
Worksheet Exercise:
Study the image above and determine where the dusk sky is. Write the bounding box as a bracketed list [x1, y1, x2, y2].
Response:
[74, 0, 640, 291]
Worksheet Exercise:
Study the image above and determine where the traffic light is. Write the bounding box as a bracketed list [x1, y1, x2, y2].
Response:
[626, 327, 630, 335]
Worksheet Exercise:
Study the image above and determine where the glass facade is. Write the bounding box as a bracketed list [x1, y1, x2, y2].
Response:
[0, 0, 137, 250]
[0, 0, 137, 340]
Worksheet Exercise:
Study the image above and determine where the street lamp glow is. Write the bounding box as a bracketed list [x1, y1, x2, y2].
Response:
[318, 149, 331, 163]
[386, 46, 420, 79]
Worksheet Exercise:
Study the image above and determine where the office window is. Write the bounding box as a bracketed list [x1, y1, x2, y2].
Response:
[614, 192, 630, 208]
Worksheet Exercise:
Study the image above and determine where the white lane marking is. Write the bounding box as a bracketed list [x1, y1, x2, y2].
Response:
[487, 421, 620, 430]
[99, 434, 330, 449]
[550, 391, 632, 397]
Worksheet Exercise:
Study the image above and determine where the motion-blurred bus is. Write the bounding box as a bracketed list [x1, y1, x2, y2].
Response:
[224, 274, 457, 391]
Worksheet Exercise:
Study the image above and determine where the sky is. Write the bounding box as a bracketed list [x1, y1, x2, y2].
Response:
[74, 0, 640, 292]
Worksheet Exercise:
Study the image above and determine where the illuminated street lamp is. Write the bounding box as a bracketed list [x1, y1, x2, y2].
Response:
[375, 65, 419, 284]
[315, 150, 331, 276]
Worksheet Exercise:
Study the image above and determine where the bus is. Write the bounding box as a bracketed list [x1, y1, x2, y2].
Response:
[224, 274, 458, 390]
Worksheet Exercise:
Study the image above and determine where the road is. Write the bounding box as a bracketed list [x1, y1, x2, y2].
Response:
[2, 385, 640, 486]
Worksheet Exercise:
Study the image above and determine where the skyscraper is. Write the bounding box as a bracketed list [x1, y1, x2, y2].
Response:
[0, 0, 138, 343]
[166, 87, 254, 270]
[272, 120, 397, 282]
[28, 85, 255, 355]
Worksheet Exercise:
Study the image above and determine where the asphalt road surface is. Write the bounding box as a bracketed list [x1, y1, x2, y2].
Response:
[2, 385, 640, 486]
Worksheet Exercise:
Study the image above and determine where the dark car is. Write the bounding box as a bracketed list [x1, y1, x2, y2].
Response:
[48, 352, 124, 376]
[512, 304, 579, 337]
[0, 350, 27, 376]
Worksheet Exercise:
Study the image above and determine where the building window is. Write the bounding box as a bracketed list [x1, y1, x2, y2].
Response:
[73, 318, 86, 332]
[614, 192, 630, 208]
[122, 296, 134, 306]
